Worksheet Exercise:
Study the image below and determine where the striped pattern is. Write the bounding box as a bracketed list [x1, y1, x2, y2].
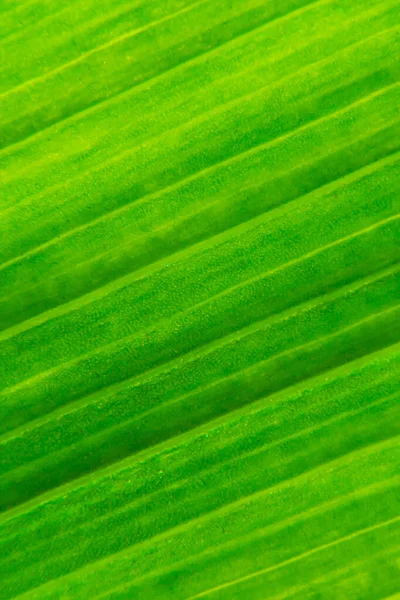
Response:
[0, 0, 399, 598]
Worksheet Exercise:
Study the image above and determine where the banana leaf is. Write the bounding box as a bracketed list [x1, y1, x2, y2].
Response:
[0, 0, 399, 598]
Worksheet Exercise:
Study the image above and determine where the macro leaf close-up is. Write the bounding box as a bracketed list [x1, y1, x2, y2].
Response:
[0, 0, 400, 598]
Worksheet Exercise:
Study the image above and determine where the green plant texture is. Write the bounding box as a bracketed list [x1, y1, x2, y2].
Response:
[0, 0, 400, 598]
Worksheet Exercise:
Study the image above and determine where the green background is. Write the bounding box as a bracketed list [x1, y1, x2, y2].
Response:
[0, 0, 399, 597]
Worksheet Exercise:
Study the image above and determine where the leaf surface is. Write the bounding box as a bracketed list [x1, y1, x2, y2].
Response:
[0, 0, 399, 598]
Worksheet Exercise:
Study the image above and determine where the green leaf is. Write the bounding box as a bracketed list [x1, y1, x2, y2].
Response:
[0, 0, 399, 598]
